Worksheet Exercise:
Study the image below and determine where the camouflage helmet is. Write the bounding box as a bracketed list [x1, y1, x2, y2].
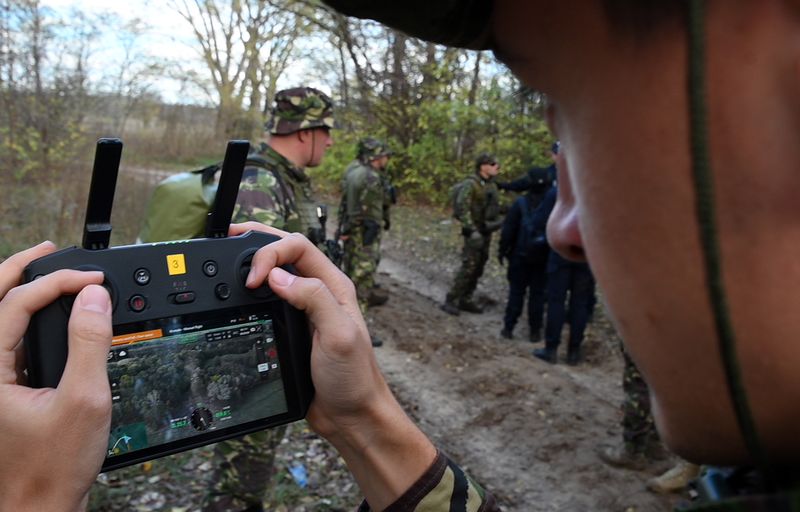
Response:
[475, 152, 497, 169]
[321, 0, 493, 50]
[265, 87, 335, 135]
[357, 137, 393, 160]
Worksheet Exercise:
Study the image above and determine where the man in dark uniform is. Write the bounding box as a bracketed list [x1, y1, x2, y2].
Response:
[529, 185, 595, 365]
[498, 165, 552, 341]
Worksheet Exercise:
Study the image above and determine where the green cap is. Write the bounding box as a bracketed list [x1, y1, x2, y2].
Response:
[358, 137, 393, 160]
[265, 87, 335, 135]
[322, 0, 494, 50]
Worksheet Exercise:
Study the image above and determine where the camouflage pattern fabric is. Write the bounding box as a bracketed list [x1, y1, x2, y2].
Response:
[357, 450, 499, 512]
[232, 143, 319, 240]
[446, 231, 491, 307]
[622, 349, 660, 455]
[453, 173, 501, 235]
[321, 0, 493, 50]
[357, 137, 392, 160]
[207, 142, 321, 511]
[343, 227, 381, 313]
[202, 427, 287, 512]
[265, 87, 335, 135]
[339, 159, 387, 311]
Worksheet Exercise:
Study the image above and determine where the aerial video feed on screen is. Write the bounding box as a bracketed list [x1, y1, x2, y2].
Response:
[106, 307, 288, 458]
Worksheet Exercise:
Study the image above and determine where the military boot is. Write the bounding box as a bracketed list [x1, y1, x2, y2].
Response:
[500, 327, 513, 339]
[366, 287, 389, 307]
[458, 298, 483, 313]
[370, 335, 384, 347]
[596, 443, 649, 471]
[440, 301, 460, 316]
[566, 345, 582, 366]
[532, 347, 557, 364]
[646, 461, 701, 494]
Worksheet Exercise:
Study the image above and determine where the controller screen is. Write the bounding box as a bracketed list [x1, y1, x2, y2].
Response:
[105, 306, 288, 458]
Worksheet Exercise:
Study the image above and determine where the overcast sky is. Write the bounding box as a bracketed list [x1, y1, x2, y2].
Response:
[40, 0, 324, 104]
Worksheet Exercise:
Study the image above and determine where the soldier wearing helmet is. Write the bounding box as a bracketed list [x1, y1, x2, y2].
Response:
[206, 86, 335, 512]
[338, 137, 394, 342]
[231, 87, 335, 244]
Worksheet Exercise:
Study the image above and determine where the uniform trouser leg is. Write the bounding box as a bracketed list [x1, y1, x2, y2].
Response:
[203, 427, 287, 511]
[566, 266, 593, 351]
[527, 261, 548, 335]
[544, 265, 570, 350]
[343, 229, 380, 313]
[447, 234, 490, 304]
[621, 350, 659, 452]
[503, 257, 532, 332]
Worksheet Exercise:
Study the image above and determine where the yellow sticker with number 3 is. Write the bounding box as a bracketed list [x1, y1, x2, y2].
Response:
[166, 254, 186, 275]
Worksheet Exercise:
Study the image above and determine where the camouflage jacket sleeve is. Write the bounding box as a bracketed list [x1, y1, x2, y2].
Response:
[455, 178, 478, 231]
[357, 450, 499, 512]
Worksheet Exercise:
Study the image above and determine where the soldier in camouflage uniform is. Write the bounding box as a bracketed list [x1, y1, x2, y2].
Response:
[338, 138, 393, 313]
[204, 87, 335, 512]
[441, 152, 503, 316]
[231, 87, 335, 243]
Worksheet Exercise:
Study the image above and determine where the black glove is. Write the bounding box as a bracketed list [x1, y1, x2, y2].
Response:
[384, 219, 390, 231]
[307, 227, 325, 245]
[461, 225, 474, 237]
[363, 219, 380, 246]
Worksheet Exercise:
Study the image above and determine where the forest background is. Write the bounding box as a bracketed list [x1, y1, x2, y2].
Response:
[0, 0, 555, 255]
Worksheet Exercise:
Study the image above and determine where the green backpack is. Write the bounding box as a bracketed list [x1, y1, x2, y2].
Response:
[448, 175, 480, 222]
[138, 165, 219, 243]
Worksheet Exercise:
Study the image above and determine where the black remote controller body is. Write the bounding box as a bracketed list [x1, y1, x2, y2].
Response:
[23, 139, 313, 472]
[24, 232, 314, 471]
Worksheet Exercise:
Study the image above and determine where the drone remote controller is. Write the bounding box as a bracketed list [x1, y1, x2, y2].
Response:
[24, 139, 313, 471]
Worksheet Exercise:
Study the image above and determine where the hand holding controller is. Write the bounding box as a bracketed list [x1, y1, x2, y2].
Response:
[0, 242, 113, 511]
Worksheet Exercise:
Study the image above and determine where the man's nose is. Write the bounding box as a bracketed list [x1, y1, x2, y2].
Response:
[547, 153, 586, 262]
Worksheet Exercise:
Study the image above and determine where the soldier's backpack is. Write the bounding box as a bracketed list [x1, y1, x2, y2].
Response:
[138, 156, 296, 244]
[138, 164, 219, 243]
[448, 175, 480, 221]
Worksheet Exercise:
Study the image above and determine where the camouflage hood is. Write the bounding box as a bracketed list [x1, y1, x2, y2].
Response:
[265, 87, 335, 135]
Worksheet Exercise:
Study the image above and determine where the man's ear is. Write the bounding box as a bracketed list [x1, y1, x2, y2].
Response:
[296, 129, 312, 143]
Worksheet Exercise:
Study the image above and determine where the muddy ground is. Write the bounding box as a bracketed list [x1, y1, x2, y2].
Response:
[89, 198, 685, 511]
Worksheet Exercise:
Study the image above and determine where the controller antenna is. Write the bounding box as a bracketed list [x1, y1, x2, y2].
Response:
[205, 140, 250, 239]
[82, 138, 123, 251]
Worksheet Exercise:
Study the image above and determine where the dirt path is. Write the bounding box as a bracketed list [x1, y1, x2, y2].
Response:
[362, 217, 682, 511]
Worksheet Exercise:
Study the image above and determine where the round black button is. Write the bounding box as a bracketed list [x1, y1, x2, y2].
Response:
[129, 294, 147, 312]
[203, 260, 218, 277]
[134, 268, 150, 286]
[215, 283, 231, 300]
